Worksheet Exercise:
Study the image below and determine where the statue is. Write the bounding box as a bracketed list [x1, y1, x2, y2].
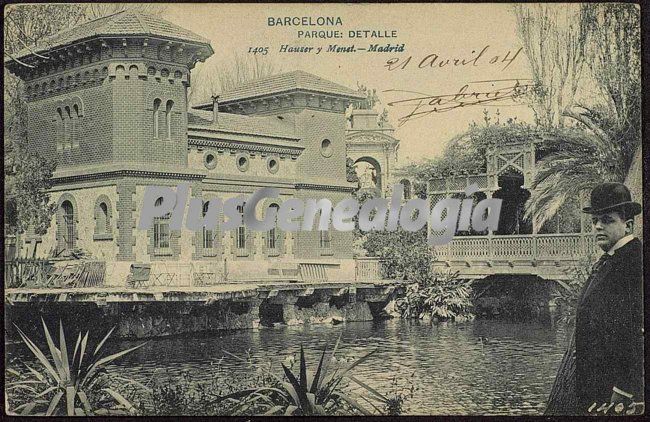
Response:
[355, 83, 380, 110]
[359, 167, 374, 189]
[378, 108, 389, 126]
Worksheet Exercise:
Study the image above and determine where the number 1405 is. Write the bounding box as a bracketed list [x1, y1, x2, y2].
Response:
[248, 47, 268, 55]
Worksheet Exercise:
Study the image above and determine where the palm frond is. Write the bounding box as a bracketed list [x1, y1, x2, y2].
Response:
[525, 130, 626, 228]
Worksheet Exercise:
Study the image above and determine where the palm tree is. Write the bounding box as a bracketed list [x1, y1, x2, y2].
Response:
[524, 122, 637, 230]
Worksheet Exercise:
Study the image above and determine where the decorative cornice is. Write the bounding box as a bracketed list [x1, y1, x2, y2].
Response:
[295, 183, 357, 193]
[189, 126, 299, 141]
[188, 136, 303, 157]
[196, 91, 352, 115]
[52, 169, 205, 184]
[7, 36, 211, 79]
[346, 132, 399, 146]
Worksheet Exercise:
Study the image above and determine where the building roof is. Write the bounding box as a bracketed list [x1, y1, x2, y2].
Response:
[7, 10, 212, 63]
[188, 109, 299, 140]
[194, 70, 365, 108]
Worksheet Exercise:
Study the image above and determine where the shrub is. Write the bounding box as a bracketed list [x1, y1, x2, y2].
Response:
[396, 271, 474, 321]
[362, 228, 474, 321]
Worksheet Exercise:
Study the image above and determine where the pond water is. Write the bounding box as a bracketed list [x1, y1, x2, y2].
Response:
[8, 319, 569, 415]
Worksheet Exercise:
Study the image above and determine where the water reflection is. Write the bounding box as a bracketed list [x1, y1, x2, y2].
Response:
[7, 319, 568, 415]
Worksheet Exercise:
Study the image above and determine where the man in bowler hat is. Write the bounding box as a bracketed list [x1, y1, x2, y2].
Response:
[575, 182, 644, 414]
[545, 182, 643, 415]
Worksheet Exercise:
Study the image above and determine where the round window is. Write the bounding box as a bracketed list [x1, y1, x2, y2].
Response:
[267, 157, 279, 174]
[320, 139, 333, 157]
[204, 151, 217, 170]
[236, 154, 250, 172]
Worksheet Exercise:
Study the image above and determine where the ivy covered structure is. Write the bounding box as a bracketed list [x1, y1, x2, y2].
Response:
[427, 124, 600, 282]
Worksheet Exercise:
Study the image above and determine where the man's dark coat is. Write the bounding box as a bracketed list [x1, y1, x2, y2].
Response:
[575, 237, 644, 413]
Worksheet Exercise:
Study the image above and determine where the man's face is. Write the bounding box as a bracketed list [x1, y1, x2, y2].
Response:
[592, 211, 630, 251]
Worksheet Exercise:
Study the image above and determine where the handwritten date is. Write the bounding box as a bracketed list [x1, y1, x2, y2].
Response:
[385, 45, 523, 72]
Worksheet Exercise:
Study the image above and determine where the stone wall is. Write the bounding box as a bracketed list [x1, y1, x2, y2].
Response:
[113, 300, 261, 338]
[6, 292, 388, 340]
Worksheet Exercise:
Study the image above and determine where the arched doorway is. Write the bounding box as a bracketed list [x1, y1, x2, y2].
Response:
[354, 156, 382, 193]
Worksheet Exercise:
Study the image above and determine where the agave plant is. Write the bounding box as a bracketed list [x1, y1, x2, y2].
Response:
[221, 338, 392, 416]
[7, 319, 147, 416]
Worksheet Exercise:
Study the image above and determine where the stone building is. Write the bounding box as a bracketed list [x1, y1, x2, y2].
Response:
[346, 107, 400, 197]
[5, 11, 370, 286]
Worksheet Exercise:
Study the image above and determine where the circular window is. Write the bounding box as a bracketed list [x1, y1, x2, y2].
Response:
[204, 151, 217, 170]
[267, 157, 280, 174]
[236, 154, 250, 172]
[320, 139, 333, 157]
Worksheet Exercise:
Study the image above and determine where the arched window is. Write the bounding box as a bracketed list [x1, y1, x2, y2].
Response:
[319, 230, 331, 250]
[165, 100, 174, 139]
[202, 201, 214, 250]
[153, 197, 170, 249]
[153, 98, 161, 139]
[71, 104, 79, 149]
[236, 204, 246, 250]
[266, 204, 281, 252]
[94, 197, 113, 240]
[128, 65, 138, 79]
[61, 201, 75, 250]
[64, 106, 71, 148]
[97, 202, 108, 234]
[57, 108, 64, 150]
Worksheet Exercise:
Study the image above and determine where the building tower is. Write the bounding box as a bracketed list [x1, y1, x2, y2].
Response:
[5, 11, 213, 261]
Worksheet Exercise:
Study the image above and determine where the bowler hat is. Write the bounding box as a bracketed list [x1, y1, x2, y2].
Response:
[582, 182, 642, 216]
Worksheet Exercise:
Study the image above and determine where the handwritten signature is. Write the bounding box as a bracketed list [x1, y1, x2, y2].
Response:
[384, 78, 534, 127]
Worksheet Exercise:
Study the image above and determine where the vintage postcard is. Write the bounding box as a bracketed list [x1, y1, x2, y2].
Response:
[4, 2, 644, 416]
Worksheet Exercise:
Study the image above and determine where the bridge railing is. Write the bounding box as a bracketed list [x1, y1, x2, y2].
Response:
[435, 234, 597, 262]
[355, 257, 384, 281]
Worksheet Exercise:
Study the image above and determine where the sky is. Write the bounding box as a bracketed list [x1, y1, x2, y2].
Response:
[164, 3, 535, 166]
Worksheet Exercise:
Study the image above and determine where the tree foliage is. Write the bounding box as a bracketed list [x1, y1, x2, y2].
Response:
[513, 4, 589, 127]
[518, 3, 641, 228]
[4, 145, 57, 236]
[363, 228, 431, 282]
[400, 112, 539, 181]
[188, 52, 282, 105]
[395, 272, 473, 321]
[362, 228, 473, 321]
[399, 4, 642, 230]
